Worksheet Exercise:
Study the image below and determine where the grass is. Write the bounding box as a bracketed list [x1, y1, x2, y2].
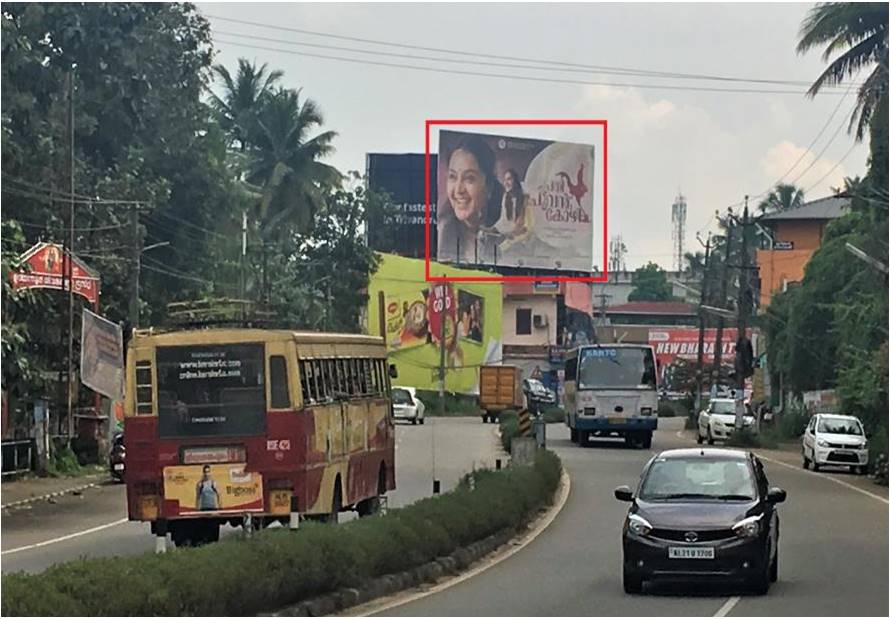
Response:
[1, 450, 562, 616]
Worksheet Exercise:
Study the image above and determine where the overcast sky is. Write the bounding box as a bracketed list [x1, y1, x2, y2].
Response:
[200, 2, 869, 270]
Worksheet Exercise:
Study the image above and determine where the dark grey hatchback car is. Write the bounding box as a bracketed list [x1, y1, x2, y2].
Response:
[615, 448, 786, 595]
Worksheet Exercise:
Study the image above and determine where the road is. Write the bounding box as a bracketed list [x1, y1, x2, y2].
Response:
[382, 420, 889, 617]
[0, 417, 501, 574]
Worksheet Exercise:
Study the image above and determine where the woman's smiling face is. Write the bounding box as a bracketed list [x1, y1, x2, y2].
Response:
[447, 149, 486, 224]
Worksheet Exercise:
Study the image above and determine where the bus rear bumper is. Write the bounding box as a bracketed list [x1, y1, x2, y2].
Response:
[572, 417, 658, 432]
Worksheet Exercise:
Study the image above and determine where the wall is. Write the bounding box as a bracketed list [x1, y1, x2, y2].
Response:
[774, 219, 826, 251]
[502, 296, 557, 346]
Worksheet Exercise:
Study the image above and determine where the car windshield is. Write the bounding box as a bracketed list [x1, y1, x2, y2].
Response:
[578, 347, 656, 390]
[710, 400, 736, 414]
[527, 380, 546, 392]
[639, 457, 756, 501]
[818, 418, 863, 435]
[392, 388, 413, 405]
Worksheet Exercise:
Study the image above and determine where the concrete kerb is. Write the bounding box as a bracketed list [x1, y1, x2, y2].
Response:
[1, 478, 105, 512]
[269, 468, 569, 618]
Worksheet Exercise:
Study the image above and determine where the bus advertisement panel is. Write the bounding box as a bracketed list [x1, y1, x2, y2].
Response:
[367, 253, 502, 394]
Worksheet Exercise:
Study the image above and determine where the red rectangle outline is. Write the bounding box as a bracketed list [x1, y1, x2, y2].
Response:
[425, 119, 608, 283]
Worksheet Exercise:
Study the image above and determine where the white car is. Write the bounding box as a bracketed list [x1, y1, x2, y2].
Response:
[802, 413, 868, 474]
[392, 386, 425, 425]
[697, 398, 755, 444]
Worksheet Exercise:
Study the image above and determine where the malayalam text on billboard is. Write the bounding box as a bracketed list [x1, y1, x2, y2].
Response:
[436, 130, 594, 271]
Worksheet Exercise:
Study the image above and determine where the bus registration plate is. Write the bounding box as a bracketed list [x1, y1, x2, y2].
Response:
[608, 418, 625, 424]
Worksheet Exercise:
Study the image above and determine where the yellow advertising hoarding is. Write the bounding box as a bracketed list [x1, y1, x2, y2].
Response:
[367, 253, 502, 394]
[163, 463, 264, 515]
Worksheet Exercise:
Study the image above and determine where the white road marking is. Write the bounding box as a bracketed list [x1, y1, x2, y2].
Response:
[1, 518, 129, 556]
[757, 454, 889, 505]
[339, 469, 572, 617]
[713, 595, 741, 617]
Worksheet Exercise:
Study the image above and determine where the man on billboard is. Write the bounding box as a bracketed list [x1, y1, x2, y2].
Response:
[437, 130, 594, 271]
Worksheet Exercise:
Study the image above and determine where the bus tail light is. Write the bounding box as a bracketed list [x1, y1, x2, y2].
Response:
[269, 489, 292, 515]
[137, 494, 160, 520]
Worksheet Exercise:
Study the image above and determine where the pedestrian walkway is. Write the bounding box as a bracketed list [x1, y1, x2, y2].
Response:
[1, 472, 108, 509]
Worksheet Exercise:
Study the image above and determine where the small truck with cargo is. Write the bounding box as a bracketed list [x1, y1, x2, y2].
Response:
[478, 365, 525, 423]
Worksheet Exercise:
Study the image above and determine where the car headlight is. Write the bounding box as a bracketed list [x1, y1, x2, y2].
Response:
[861, 440, 868, 449]
[732, 514, 763, 538]
[640, 407, 653, 416]
[817, 439, 829, 447]
[627, 514, 652, 536]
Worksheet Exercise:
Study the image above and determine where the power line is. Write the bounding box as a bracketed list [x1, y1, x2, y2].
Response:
[2, 175, 148, 205]
[207, 14, 856, 90]
[154, 210, 229, 240]
[803, 143, 857, 193]
[213, 36, 848, 97]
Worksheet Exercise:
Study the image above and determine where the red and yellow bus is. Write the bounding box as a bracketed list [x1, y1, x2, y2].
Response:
[124, 328, 396, 546]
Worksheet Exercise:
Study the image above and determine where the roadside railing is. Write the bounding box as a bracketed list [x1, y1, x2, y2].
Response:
[1, 439, 37, 477]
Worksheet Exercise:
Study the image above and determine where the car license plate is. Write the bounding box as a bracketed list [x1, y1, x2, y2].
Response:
[608, 417, 625, 425]
[668, 547, 714, 559]
[113, 463, 125, 471]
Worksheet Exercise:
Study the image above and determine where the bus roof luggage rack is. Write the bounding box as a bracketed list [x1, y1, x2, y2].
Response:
[166, 298, 279, 329]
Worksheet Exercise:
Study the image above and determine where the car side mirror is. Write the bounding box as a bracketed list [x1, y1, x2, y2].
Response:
[614, 485, 634, 502]
[767, 487, 786, 504]
[388, 363, 398, 379]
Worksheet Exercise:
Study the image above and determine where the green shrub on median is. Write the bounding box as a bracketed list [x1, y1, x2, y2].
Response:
[2, 450, 562, 617]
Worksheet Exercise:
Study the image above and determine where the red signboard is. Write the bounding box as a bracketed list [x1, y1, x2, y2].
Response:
[647, 328, 739, 368]
[9, 242, 100, 305]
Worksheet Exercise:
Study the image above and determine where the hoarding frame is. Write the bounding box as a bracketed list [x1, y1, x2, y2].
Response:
[424, 119, 609, 283]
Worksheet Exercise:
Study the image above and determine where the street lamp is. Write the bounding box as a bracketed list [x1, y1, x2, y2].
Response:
[131, 241, 171, 328]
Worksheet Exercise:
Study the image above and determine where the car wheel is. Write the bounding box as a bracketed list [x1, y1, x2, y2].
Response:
[855, 465, 866, 475]
[419, 418, 425, 425]
[707, 429, 715, 445]
[748, 562, 771, 595]
[623, 566, 643, 594]
[696, 430, 704, 445]
[811, 461, 820, 472]
[412, 418, 418, 425]
[802, 455, 809, 470]
[579, 430, 590, 446]
[482, 415, 488, 424]
[769, 549, 778, 583]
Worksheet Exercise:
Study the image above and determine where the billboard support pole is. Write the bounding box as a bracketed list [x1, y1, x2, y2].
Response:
[435, 284, 445, 495]
[377, 291, 386, 346]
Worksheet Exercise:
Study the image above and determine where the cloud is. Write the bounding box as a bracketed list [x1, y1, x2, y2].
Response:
[760, 140, 848, 194]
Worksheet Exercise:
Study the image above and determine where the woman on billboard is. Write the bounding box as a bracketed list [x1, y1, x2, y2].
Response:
[437, 135, 502, 264]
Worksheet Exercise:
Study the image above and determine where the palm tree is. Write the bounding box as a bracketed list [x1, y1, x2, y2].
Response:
[683, 250, 707, 278]
[209, 58, 283, 151]
[758, 183, 805, 213]
[248, 87, 340, 238]
[797, 3, 888, 141]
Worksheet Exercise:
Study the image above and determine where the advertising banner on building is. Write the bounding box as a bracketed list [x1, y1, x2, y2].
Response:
[80, 308, 124, 400]
[436, 130, 594, 271]
[11, 242, 100, 305]
[647, 328, 739, 367]
[368, 253, 502, 394]
[163, 463, 264, 515]
[367, 153, 438, 258]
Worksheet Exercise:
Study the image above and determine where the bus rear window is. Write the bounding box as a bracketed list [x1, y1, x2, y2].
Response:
[156, 344, 266, 439]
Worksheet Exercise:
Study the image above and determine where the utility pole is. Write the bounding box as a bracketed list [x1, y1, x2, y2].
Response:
[65, 70, 76, 441]
[735, 199, 751, 429]
[240, 211, 248, 301]
[694, 233, 711, 412]
[129, 210, 142, 328]
[711, 211, 734, 394]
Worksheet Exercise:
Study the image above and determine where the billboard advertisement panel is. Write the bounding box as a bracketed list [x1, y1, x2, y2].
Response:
[366, 153, 438, 258]
[80, 308, 124, 400]
[367, 253, 502, 394]
[436, 130, 594, 271]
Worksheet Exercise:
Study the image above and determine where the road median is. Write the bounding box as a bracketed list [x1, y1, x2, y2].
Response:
[1, 450, 562, 617]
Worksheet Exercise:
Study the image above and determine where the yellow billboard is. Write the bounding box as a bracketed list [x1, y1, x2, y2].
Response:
[163, 463, 264, 515]
[367, 253, 502, 394]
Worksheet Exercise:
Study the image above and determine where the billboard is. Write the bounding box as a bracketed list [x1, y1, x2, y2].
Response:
[367, 253, 502, 394]
[367, 153, 438, 258]
[436, 130, 594, 271]
[80, 308, 124, 400]
[648, 328, 739, 390]
[163, 463, 264, 515]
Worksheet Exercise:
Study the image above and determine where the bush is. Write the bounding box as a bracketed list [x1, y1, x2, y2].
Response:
[776, 406, 809, 440]
[47, 444, 83, 477]
[416, 390, 480, 416]
[658, 402, 676, 417]
[499, 411, 519, 453]
[1, 451, 562, 616]
[541, 406, 565, 424]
